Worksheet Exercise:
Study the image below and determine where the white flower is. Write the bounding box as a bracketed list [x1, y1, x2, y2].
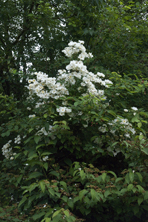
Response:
[98, 124, 107, 133]
[29, 114, 36, 118]
[88, 52, 93, 58]
[59, 112, 65, 116]
[125, 133, 130, 138]
[78, 40, 84, 44]
[81, 82, 86, 86]
[57, 107, 66, 113]
[65, 108, 72, 113]
[14, 135, 21, 144]
[43, 156, 48, 161]
[83, 124, 88, 128]
[98, 90, 104, 96]
[121, 119, 129, 125]
[131, 107, 138, 111]
[97, 72, 105, 78]
[124, 109, 128, 112]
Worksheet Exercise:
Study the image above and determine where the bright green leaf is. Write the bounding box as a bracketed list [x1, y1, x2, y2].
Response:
[28, 172, 43, 180]
[79, 189, 88, 201]
[39, 181, 46, 193]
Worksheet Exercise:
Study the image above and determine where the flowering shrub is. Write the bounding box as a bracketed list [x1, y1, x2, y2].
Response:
[1, 41, 148, 221]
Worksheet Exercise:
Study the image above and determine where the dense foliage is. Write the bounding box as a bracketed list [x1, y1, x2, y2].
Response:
[0, 0, 148, 221]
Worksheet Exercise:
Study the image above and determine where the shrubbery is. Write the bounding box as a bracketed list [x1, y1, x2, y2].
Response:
[1, 41, 148, 222]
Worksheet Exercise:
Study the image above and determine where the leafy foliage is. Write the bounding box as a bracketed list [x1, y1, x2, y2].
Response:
[1, 41, 148, 222]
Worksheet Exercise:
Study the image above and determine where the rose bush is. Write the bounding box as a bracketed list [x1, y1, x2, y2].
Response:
[1, 41, 148, 222]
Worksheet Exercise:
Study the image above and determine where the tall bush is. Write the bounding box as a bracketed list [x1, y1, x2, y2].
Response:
[1, 41, 148, 222]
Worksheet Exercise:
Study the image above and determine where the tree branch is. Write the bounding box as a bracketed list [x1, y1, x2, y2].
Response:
[12, 1, 36, 46]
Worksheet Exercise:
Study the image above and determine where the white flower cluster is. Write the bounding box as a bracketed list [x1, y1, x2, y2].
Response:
[62, 40, 93, 60]
[98, 117, 136, 137]
[28, 41, 113, 104]
[36, 125, 56, 140]
[56, 106, 72, 116]
[35, 102, 45, 108]
[27, 41, 113, 121]
[2, 140, 16, 160]
[28, 73, 69, 100]
[14, 135, 21, 144]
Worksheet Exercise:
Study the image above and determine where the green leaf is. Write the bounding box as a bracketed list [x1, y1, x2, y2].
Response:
[139, 134, 143, 140]
[138, 122, 142, 128]
[90, 189, 99, 201]
[120, 188, 127, 194]
[131, 116, 139, 123]
[110, 142, 118, 147]
[127, 184, 134, 191]
[73, 196, 80, 203]
[125, 173, 130, 184]
[41, 218, 51, 222]
[60, 181, 68, 191]
[24, 136, 33, 144]
[142, 147, 148, 155]
[44, 208, 53, 218]
[39, 181, 46, 193]
[79, 189, 88, 201]
[64, 210, 69, 217]
[34, 135, 40, 144]
[133, 206, 139, 215]
[28, 172, 43, 180]
[129, 172, 134, 183]
[16, 175, 23, 184]
[32, 212, 45, 220]
[115, 177, 123, 183]
[28, 152, 38, 160]
[67, 199, 74, 209]
[107, 171, 117, 178]
[44, 113, 48, 118]
[138, 196, 143, 205]
[80, 170, 86, 180]
[74, 101, 80, 106]
[28, 183, 39, 192]
[48, 188, 55, 196]
[144, 191, 148, 200]
[107, 110, 116, 117]
[104, 190, 111, 198]
[52, 209, 62, 218]
[133, 187, 137, 193]
[18, 196, 27, 207]
[29, 128, 34, 133]
[36, 144, 45, 149]
[136, 185, 144, 193]
[49, 171, 59, 179]
[43, 162, 48, 171]
[136, 172, 143, 182]
[101, 173, 107, 182]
